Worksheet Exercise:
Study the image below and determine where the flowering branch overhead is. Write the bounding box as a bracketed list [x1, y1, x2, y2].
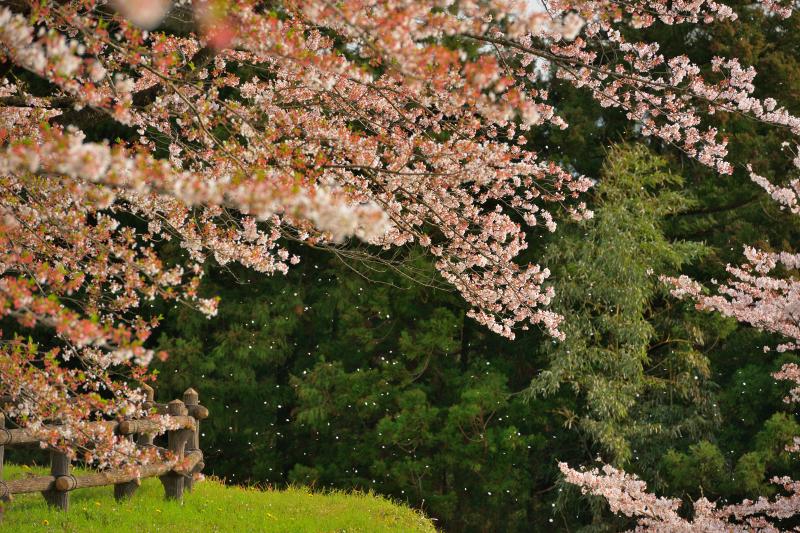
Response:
[1, 0, 798, 469]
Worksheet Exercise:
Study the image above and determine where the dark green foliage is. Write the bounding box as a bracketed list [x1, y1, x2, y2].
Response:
[659, 411, 800, 502]
[155, 269, 306, 485]
[532, 145, 713, 467]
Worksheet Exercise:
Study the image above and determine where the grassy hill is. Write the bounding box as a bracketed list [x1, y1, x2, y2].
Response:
[2, 464, 436, 532]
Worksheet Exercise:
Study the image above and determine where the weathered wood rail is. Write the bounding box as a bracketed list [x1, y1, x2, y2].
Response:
[0, 385, 208, 512]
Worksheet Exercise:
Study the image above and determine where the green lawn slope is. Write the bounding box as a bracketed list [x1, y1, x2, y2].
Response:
[2, 465, 436, 532]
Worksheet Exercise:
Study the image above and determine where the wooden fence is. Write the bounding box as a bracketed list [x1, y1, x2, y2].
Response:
[0, 385, 208, 512]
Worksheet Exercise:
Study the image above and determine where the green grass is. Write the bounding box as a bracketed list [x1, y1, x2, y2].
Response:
[2, 464, 436, 532]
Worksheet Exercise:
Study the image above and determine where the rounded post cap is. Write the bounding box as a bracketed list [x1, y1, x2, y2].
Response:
[183, 388, 199, 404]
[166, 399, 187, 416]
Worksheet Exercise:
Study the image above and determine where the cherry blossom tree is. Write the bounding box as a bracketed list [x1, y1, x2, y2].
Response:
[1, 0, 798, 472]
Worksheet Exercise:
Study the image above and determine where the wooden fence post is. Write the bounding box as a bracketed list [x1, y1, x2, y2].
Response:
[42, 451, 70, 511]
[113, 476, 141, 501]
[137, 384, 156, 447]
[183, 388, 200, 492]
[160, 399, 189, 501]
[113, 434, 140, 502]
[114, 383, 154, 501]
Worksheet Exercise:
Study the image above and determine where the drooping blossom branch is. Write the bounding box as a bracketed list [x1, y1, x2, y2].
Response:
[560, 361, 800, 531]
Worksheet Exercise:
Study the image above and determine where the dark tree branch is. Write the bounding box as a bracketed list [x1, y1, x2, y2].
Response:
[0, 95, 75, 108]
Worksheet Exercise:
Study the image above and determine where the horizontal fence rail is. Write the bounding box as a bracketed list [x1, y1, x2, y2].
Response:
[0, 386, 208, 513]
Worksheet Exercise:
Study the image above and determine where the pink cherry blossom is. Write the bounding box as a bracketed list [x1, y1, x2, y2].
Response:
[0, 0, 798, 471]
